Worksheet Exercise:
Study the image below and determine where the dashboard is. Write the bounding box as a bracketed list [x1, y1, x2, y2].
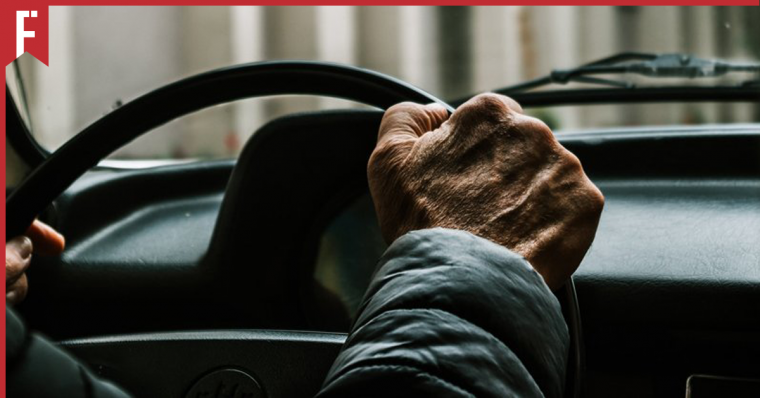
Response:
[17, 113, 760, 397]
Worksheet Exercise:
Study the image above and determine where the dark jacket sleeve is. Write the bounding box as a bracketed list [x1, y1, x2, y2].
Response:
[6, 306, 132, 398]
[317, 228, 569, 398]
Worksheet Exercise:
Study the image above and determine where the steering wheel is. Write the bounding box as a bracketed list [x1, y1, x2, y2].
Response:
[5, 61, 582, 398]
[6, 61, 453, 238]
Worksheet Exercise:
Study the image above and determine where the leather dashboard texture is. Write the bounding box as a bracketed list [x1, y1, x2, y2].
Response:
[576, 178, 760, 396]
[578, 178, 759, 331]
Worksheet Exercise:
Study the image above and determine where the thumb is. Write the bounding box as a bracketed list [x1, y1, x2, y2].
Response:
[377, 102, 450, 150]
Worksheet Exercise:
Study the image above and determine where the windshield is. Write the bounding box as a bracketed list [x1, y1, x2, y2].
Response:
[6, 6, 760, 160]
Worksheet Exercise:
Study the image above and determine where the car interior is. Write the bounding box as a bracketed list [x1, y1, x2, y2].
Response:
[5, 56, 760, 398]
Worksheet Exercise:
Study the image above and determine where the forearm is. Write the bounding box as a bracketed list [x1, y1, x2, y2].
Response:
[6, 307, 132, 398]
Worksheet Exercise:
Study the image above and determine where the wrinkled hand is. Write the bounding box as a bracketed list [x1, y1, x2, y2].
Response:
[6, 220, 65, 304]
[368, 93, 604, 290]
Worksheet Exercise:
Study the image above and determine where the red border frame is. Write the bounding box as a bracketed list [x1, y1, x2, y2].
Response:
[2, 4, 758, 397]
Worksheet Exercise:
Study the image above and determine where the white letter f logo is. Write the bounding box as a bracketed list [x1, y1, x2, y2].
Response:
[17, 10, 38, 58]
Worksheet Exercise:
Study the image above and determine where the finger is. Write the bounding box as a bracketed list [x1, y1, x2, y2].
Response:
[7, 273, 28, 305]
[25, 220, 65, 256]
[6, 236, 33, 284]
[377, 102, 450, 148]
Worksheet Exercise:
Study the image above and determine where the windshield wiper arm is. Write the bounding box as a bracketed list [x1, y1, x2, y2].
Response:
[492, 52, 760, 95]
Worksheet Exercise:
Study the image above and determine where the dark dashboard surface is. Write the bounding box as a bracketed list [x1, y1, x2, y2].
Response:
[45, 172, 760, 331]
[27, 117, 760, 322]
[578, 178, 759, 328]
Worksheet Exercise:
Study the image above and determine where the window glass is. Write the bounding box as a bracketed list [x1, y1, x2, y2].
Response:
[5, 61, 33, 132]
[14, 6, 760, 161]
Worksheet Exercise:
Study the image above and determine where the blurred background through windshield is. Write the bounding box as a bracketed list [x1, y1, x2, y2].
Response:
[8, 6, 760, 159]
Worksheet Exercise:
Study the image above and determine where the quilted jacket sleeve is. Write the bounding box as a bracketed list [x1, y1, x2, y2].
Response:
[6, 306, 132, 398]
[317, 228, 569, 398]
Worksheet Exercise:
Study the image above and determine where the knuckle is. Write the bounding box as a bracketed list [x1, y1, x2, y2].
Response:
[556, 149, 604, 213]
[476, 93, 523, 114]
[561, 149, 583, 172]
[472, 92, 506, 105]
[581, 181, 605, 214]
[470, 93, 524, 115]
[455, 93, 512, 126]
[469, 93, 510, 116]
[515, 115, 556, 145]
[590, 185, 605, 209]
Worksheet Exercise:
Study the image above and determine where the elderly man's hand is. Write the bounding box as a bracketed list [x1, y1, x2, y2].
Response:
[368, 93, 604, 290]
[6, 220, 65, 304]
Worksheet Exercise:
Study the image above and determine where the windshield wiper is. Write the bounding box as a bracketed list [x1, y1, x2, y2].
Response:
[492, 52, 760, 94]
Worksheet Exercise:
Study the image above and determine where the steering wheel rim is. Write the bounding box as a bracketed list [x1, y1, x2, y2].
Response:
[6, 61, 454, 238]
